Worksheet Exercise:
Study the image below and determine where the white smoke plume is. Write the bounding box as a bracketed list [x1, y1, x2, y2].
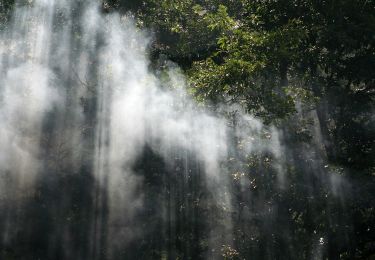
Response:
[0, 0, 286, 258]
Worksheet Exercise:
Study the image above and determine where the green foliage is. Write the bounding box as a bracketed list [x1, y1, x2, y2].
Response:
[0, 0, 15, 28]
[134, 0, 220, 65]
[187, 3, 310, 121]
[0, 0, 374, 259]
[129, 1, 375, 258]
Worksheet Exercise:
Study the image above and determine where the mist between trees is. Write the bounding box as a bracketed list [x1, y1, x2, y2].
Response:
[0, 0, 374, 259]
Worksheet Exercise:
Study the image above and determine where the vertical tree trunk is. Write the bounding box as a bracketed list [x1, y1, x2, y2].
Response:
[279, 60, 289, 88]
[310, 71, 336, 161]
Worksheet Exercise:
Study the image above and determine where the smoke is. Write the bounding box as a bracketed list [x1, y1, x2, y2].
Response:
[93, 13, 233, 255]
[0, 3, 66, 250]
[90, 12, 288, 257]
[0, 0, 290, 258]
[0, 0, 66, 193]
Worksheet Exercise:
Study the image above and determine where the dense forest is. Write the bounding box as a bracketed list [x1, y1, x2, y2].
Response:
[0, 0, 374, 259]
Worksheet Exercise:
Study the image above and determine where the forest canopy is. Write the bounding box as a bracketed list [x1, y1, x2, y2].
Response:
[0, 0, 374, 259]
[113, 0, 375, 170]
